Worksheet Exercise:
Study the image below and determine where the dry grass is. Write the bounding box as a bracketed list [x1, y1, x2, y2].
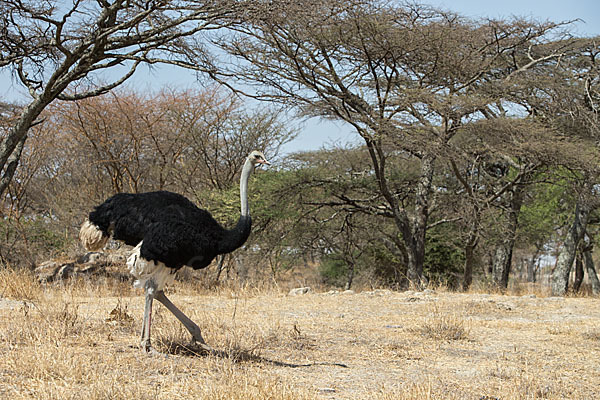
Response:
[412, 305, 471, 341]
[0, 269, 599, 399]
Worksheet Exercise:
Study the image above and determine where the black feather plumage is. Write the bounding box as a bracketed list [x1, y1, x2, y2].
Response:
[88, 191, 251, 270]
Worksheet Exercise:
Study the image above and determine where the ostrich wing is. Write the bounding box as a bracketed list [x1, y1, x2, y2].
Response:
[140, 220, 223, 270]
[89, 191, 220, 247]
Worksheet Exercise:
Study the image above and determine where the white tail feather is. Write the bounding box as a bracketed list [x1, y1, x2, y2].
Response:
[79, 219, 108, 251]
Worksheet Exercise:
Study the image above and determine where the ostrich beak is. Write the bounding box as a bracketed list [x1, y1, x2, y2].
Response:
[258, 159, 271, 166]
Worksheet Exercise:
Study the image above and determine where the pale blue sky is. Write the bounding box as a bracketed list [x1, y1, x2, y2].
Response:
[1, 1, 598, 154]
[435, 0, 598, 36]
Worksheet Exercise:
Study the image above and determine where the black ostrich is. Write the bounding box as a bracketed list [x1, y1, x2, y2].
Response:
[80, 151, 270, 352]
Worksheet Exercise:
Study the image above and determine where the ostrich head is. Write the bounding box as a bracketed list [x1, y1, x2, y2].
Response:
[248, 150, 271, 167]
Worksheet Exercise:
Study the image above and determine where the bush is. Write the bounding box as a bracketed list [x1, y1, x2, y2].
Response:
[318, 254, 348, 287]
[0, 217, 71, 267]
[424, 229, 464, 289]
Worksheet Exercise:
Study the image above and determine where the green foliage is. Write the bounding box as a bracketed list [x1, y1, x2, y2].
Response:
[0, 217, 70, 266]
[27, 220, 69, 252]
[518, 176, 573, 247]
[318, 241, 408, 288]
[197, 183, 240, 225]
[424, 226, 465, 288]
[251, 170, 304, 222]
[363, 240, 406, 286]
[318, 253, 348, 286]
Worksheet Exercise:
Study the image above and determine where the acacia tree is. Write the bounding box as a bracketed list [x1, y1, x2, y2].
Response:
[518, 38, 600, 295]
[446, 35, 598, 291]
[217, 0, 572, 287]
[0, 0, 236, 199]
[552, 45, 599, 295]
[441, 154, 536, 291]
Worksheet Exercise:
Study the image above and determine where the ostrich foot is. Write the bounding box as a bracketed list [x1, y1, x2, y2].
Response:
[143, 346, 162, 356]
[189, 338, 215, 354]
[140, 340, 168, 358]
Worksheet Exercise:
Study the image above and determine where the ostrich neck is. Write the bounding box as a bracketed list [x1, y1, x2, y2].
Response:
[240, 158, 253, 217]
[217, 159, 253, 254]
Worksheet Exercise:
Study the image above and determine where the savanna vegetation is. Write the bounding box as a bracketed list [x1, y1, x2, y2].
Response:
[1, 0, 599, 295]
[1, 1, 599, 399]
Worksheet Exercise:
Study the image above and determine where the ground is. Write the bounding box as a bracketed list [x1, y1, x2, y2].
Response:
[0, 271, 598, 399]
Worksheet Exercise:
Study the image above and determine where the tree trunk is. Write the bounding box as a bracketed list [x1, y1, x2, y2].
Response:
[0, 134, 27, 197]
[483, 252, 493, 279]
[462, 211, 480, 292]
[405, 154, 435, 288]
[492, 185, 523, 289]
[0, 99, 51, 198]
[462, 236, 477, 291]
[492, 244, 510, 288]
[551, 199, 591, 296]
[573, 252, 584, 292]
[526, 258, 538, 283]
[583, 249, 600, 295]
[526, 247, 541, 283]
[345, 261, 355, 290]
[405, 241, 425, 288]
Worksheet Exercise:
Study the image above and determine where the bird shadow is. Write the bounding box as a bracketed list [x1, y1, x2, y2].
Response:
[158, 340, 348, 369]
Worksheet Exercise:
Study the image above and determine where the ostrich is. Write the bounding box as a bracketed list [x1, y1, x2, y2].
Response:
[79, 151, 270, 352]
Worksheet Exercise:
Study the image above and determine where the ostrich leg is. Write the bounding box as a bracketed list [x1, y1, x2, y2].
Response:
[140, 283, 157, 352]
[154, 290, 212, 351]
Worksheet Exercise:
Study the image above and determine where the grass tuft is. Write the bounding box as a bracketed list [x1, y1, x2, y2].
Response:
[414, 307, 471, 341]
[582, 329, 600, 341]
[0, 267, 43, 301]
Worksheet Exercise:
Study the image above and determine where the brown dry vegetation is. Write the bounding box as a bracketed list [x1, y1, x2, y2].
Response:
[0, 269, 599, 400]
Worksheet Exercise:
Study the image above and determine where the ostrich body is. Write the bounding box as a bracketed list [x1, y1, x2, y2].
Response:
[80, 151, 270, 352]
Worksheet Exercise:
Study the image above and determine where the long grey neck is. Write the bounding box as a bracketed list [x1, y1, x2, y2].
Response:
[216, 158, 254, 255]
[240, 157, 254, 217]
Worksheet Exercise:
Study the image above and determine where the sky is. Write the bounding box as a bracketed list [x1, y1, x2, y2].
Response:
[1, 1, 599, 155]
[436, 0, 599, 37]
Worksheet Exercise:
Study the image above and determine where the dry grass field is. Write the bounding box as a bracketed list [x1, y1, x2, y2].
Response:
[0, 268, 599, 400]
